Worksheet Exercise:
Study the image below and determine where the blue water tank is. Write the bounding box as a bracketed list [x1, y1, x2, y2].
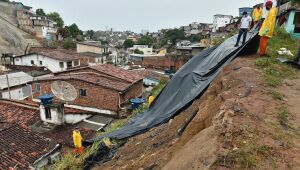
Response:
[39, 94, 54, 105]
[130, 98, 145, 110]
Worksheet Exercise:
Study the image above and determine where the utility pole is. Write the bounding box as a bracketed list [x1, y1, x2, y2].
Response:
[6, 75, 11, 99]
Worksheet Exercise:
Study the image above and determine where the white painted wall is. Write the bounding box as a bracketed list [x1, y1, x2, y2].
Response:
[40, 105, 64, 125]
[64, 114, 91, 124]
[1, 85, 32, 100]
[213, 15, 233, 32]
[13, 54, 79, 72]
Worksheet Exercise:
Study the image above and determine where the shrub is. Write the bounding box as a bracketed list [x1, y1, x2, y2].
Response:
[62, 38, 76, 49]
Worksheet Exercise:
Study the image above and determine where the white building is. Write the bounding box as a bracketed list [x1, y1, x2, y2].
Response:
[12, 52, 81, 73]
[141, 29, 150, 35]
[129, 45, 153, 55]
[0, 72, 33, 100]
[212, 14, 233, 32]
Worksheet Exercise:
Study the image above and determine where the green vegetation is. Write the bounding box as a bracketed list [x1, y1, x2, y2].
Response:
[48, 12, 64, 28]
[62, 38, 76, 49]
[151, 77, 169, 97]
[255, 28, 297, 87]
[123, 39, 135, 48]
[36, 8, 46, 16]
[66, 23, 83, 39]
[161, 28, 185, 46]
[276, 108, 291, 127]
[188, 34, 201, 42]
[134, 49, 144, 54]
[269, 90, 283, 100]
[138, 35, 154, 46]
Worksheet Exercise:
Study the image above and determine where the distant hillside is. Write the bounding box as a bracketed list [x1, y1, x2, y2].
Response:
[0, 1, 41, 56]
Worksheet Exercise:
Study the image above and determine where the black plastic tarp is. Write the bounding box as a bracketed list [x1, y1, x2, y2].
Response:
[88, 28, 259, 143]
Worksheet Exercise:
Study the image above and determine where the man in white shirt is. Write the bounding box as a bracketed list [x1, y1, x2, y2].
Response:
[235, 12, 252, 47]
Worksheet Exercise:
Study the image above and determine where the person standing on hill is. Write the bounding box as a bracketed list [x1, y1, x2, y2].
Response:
[259, 1, 278, 56]
[234, 12, 252, 47]
[253, 5, 263, 26]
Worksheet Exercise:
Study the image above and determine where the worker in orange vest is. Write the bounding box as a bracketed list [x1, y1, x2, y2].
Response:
[259, 1, 278, 56]
[73, 127, 84, 155]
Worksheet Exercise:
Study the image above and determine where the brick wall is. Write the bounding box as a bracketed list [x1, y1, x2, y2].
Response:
[32, 80, 120, 112]
[135, 56, 190, 71]
[32, 79, 143, 112]
[120, 80, 143, 104]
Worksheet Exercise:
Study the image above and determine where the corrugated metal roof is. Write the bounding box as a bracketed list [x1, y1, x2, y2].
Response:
[0, 72, 33, 90]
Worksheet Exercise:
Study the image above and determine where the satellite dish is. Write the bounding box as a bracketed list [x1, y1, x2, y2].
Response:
[51, 81, 77, 102]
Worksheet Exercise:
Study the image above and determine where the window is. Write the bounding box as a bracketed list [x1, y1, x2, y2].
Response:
[74, 60, 79, 66]
[79, 89, 87, 96]
[31, 60, 34, 65]
[34, 83, 40, 92]
[67, 61, 72, 68]
[45, 107, 51, 119]
[59, 62, 64, 68]
[39, 61, 43, 65]
[294, 12, 300, 33]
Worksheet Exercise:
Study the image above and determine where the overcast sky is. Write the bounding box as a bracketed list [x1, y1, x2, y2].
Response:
[18, 0, 262, 33]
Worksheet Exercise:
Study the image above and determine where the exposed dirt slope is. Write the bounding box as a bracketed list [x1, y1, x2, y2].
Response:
[94, 56, 300, 170]
[0, 9, 41, 55]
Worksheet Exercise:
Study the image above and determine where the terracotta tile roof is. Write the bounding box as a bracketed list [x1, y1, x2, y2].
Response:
[0, 124, 55, 170]
[37, 72, 132, 91]
[90, 64, 143, 83]
[0, 101, 39, 128]
[132, 69, 165, 81]
[26, 48, 85, 61]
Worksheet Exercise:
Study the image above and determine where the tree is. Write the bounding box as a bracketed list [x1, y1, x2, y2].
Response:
[134, 49, 144, 54]
[164, 29, 185, 45]
[57, 27, 70, 38]
[62, 38, 76, 49]
[123, 39, 135, 48]
[36, 8, 46, 16]
[48, 12, 64, 28]
[138, 35, 154, 46]
[189, 34, 201, 42]
[68, 23, 83, 39]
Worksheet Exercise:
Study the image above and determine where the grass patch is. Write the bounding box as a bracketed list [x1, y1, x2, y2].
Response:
[276, 108, 291, 127]
[151, 77, 169, 97]
[269, 90, 283, 100]
[255, 28, 297, 87]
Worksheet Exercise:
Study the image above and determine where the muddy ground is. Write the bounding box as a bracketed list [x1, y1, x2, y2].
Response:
[93, 56, 300, 170]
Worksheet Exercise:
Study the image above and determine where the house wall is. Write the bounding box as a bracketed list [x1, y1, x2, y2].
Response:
[213, 15, 233, 32]
[64, 114, 90, 124]
[120, 80, 143, 104]
[40, 105, 64, 125]
[1, 85, 32, 100]
[77, 44, 103, 54]
[14, 54, 79, 72]
[32, 80, 120, 112]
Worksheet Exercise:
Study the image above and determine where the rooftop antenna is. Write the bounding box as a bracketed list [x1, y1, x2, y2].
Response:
[51, 81, 77, 103]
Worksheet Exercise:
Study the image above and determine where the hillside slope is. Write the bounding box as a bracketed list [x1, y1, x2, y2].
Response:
[0, 4, 41, 55]
[93, 56, 300, 170]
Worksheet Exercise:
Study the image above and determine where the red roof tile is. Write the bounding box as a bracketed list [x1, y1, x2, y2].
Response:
[26, 48, 85, 61]
[0, 124, 55, 169]
[37, 72, 132, 91]
[90, 64, 143, 83]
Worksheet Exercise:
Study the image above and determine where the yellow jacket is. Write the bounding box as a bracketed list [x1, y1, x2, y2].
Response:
[148, 96, 155, 106]
[73, 130, 83, 148]
[253, 8, 262, 22]
[259, 8, 278, 38]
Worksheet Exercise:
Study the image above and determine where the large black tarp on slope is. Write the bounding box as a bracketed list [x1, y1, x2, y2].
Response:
[89, 28, 259, 142]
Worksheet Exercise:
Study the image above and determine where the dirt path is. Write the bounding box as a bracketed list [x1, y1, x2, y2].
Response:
[93, 56, 300, 170]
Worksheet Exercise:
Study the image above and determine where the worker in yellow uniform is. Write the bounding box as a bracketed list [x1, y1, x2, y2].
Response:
[253, 5, 263, 26]
[259, 1, 278, 56]
[73, 127, 84, 155]
[148, 93, 155, 107]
